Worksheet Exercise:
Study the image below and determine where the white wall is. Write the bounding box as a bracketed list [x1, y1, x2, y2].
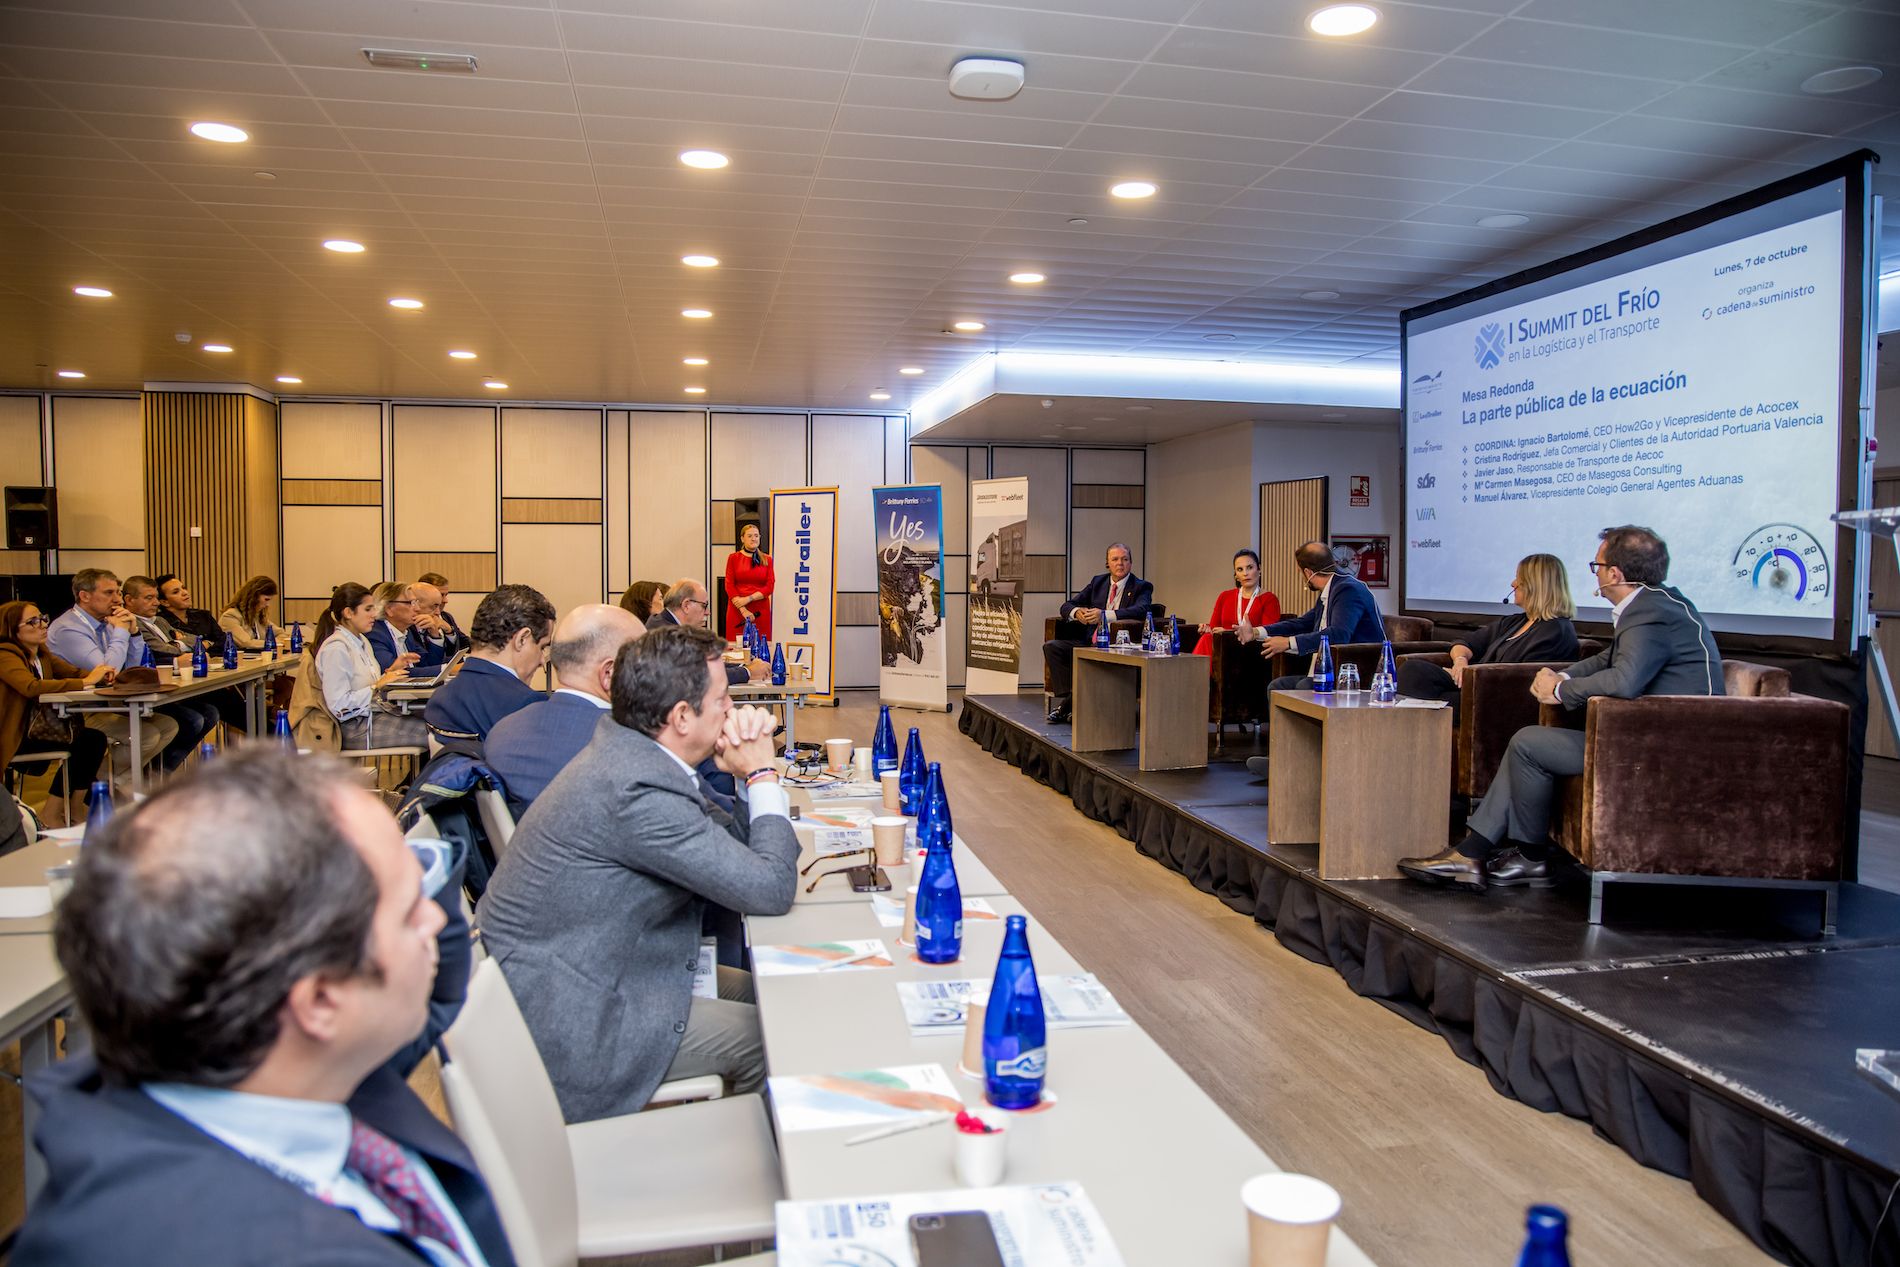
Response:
[1146, 421, 1255, 627]
[1251, 420, 1402, 614]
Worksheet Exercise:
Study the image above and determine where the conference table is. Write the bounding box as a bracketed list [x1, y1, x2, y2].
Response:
[750, 779, 1375, 1266]
[731, 678, 818, 748]
[0, 834, 81, 1207]
[39, 656, 298, 791]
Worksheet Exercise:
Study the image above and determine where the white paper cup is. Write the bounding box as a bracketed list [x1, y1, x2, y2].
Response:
[871, 816, 908, 868]
[852, 746, 873, 778]
[824, 737, 852, 771]
[881, 769, 901, 810]
[1241, 1174, 1340, 1267]
[953, 1107, 1009, 1187]
[899, 884, 920, 947]
[959, 999, 987, 1080]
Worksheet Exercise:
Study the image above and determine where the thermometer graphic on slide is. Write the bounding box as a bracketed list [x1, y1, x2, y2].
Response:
[1731, 524, 1829, 603]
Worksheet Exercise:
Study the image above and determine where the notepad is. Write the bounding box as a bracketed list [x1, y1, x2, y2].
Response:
[767, 1063, 964, 1133]
[752, 939, 893, 976]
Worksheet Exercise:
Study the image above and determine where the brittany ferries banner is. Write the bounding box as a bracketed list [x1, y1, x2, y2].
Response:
[873, 484, 949, 711]
[966, 476, 1029, 696]
[770, 487, 838, 700]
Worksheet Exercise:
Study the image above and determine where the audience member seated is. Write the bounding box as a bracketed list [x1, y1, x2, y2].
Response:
[1394, 553, 1580, 723]
[424, 584, 556, 753]
[313, 582, 430, 751]
[409, 580, 468, 664]
[0, 600, 112, 825]
[646, 579, 753, 807]
[154, 572, 223, 647]
[11, 748, 509, 1267]
[46, 569, 192, 775]
[218, 574, 284, 651]
[416, 571, 468, 647]
[1398, 525, 1722, 892]
[484, 603, 644, 816]
[477, 625, 797, 1123]
[1042, 543, 1156, 723]
[1191, 548, 1281, 656]
[121, 574, 227, 741]
[366, 581, 421, 672]
[619, 579, 667, 622]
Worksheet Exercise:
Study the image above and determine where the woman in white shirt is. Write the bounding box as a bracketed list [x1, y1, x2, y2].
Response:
[313, 582, 427, 750]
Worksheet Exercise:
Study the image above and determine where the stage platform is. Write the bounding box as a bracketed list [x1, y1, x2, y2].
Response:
[959, 692, 1900, 1267]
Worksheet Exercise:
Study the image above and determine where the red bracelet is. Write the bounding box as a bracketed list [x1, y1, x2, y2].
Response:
[746, 767, 779, 786]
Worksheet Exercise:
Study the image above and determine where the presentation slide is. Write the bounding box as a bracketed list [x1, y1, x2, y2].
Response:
[1402, 180, 1849, 641]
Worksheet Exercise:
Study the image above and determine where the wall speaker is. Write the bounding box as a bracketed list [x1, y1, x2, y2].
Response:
[4, 486, 57, 551]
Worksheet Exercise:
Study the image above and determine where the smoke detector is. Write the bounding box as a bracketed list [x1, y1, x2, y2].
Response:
[949, 57, 1025, 101]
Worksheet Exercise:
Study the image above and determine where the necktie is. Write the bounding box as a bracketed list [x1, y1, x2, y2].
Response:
[1107, 580, 1121, 613]
[346, 1118, 465, 1259]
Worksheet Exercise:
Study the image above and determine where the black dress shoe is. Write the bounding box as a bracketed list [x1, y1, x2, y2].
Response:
[1046, 697, 1072, 724]
[1485, 846, 1555, 888]
[1397, 846, 1486, 891]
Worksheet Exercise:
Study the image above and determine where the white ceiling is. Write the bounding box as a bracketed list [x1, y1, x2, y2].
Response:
[0, 0, 1895, 409]
[914, 392, 1395, 444]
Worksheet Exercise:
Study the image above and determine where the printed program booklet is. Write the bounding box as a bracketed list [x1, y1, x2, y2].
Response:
[895, 975, 1132, 1036]
[775, 1181, 1126, 1267]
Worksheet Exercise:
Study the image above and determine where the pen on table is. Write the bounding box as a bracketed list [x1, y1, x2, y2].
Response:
[844, 1112, 952, 1146]
[818, 949, 880, 972]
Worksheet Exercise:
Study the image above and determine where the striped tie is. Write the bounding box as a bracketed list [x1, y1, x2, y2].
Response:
[345, 1117, 465, 1259]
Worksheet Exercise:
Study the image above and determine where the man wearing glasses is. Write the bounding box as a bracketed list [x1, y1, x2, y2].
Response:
[1399, 525, 1723, 892]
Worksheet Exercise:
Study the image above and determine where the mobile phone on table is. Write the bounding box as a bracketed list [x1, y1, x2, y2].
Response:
[909, 1211, 1006, 1267]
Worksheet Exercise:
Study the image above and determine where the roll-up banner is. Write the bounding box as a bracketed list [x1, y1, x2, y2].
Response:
[966, 476, 1029, 696]
[770, 487, 838, 701]
[873, 483, 949, 711]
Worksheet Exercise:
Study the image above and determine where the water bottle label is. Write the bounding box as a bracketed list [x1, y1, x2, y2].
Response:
[914, 923, 929, 941]
[952, 919, 963, 940]
[993, 1048, 1047, 1079]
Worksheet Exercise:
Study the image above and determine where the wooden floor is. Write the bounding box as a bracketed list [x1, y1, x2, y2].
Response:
[11, 695, 1897, 1262]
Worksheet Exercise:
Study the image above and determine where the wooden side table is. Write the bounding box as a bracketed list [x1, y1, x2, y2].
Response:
[1071, 647, 1210, 770]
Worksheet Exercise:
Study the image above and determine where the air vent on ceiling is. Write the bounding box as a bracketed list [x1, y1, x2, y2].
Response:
[363, 48, 479, 73]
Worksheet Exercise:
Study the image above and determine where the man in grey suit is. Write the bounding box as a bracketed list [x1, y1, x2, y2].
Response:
[1399, 525, 1723, 891]
[477, 623, 797, 1123]
[483, 602, 645, 816]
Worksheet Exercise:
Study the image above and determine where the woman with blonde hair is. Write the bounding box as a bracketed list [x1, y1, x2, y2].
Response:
[1395, 553, 1579, 718]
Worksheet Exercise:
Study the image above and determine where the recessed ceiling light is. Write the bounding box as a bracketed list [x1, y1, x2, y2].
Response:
[1125, 405, 1152, 412]
[869, 391, 892, 401]
[189, 121, 249, 143]
[952, 320, 986, 332]
[1009, 271, 1046, 284]
[899, 366, 924, 375]
[684, 386, 707, 394]
[1300, 289, 1341, 301]
[680, 150, 729, 169]
[275, 375, 302, 384]
[388, 296, 424, 309]
[1041, 433, 1060, 438]
[1109, 181, 1157, 200]
[682, 308, 713, 319]
[1093, 416, 1114, 422]
[253, 170, 276, 181]
[362, 48, 479, 73]
[73, 285, 112, 298]
[57, 370, 84, 379]
[684, 357, 710, 366]
[1068, 218, 1090, 226]
[1307, 4, 1379, 37]
[1476, 213, 1530, 229]
[448, 349, 477, 360]
[1801, 66, 1882, 94]
[1202, 333, 1238, 342]
[681, 254, 720, 268]
[483, 380, 508, 390]
[202, 343, 233, 353]
[324, 239, 365, 253]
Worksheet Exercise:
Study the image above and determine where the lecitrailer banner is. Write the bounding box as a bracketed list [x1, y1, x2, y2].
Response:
[770, 487, 838, 700]
[873, 483, 948, 711]
[966, 476, 1029, 696]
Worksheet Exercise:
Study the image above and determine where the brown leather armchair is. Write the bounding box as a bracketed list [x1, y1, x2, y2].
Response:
[1540, 659, 1847, 930]
[1268, 614, 1454, 682]
[1205, 630, 1267, 736]
[1042, 606, 1169, 690]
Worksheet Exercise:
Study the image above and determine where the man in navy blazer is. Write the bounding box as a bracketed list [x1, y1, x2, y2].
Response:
[426, 584, 557, 754]
[14, 748, 515, 1267]
[1042, 543, 1156, 723]
[485, 602, 645, 817]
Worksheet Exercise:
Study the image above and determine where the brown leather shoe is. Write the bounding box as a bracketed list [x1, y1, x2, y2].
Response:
[1397, 846, 1486, 891]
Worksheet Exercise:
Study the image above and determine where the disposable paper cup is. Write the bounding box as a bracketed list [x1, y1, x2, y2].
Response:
[852, 746, 873, 779]
[959, 999, 987, 1080]
[953, 1107, 1009, 1187]
[1241, 1174, 1340, 1267]
[871, 816, 909, 868]
[881, 770, 901, 810]
[44, 863, 76, 907]
[824, 738, 852, 771]
[899, 885, 919, 947]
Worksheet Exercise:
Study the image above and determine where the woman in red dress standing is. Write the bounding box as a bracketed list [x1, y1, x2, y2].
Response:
[1192, 548, 1280, 655]
[724, 521, 776, 641]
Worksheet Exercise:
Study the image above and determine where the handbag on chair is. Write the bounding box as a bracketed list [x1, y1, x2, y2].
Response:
[27, 703, 77, 746]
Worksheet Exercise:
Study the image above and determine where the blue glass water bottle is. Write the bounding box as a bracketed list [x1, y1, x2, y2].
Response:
[199, 741, 217, 764]
[137, 638, 155, 669]
[1515, 1206, 1571, 1267]
[913, 762, 962, 964]
[221, 631, 238, 670]
[263, 624, 277, 656]
[273, 707, 295, 748]
[191, 636, 209, 678]
[289, 621, 304, 655]
[83, 781, 114, 842]
[1142, 610, 1155, 650]
[1168, 614, 1181, 655]
[872, 705, 899, 776]
[1093, 609, 1110, 649]
[899, 726, 926, 815]
[1311, 634, 1335, 694]
[1375, 638, 1399, 703]
[769, 642, 786, 685]
[1379, 639, 1397, 680]
[983, 914, 1047, 1109]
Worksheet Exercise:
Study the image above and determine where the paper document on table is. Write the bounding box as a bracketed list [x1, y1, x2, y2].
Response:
[811, 828, 871, 858]
[39, 825, 86, 842]
[870, 893, 997, 928]
[767, 1062, 964, 1133]
[895, 974, 1132, 1036]
[691, 938, 717, 1000]
[806, 780, 883, 800]
[752, 939, 894, 976]
[800, 806, 876, 830]
[1393, 697, 1449, 708]
[775, 1181, 1126, 1267]
[0, 887, 53, 919]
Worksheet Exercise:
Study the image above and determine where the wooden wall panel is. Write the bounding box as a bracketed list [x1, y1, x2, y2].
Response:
[628, 410, 706, 589]
[1259, 476, 1328, 616]
[502, 498, 601, 524]
[394, 405, 495, 552]
[812, 415, 885, 593]
[606, 411, 630, 593]
[501, 408, 602, 499]
[142, 391, 258, 608]
[280, 402, 381, 479]
[284, 506, 385, 600]
[0, 395, 43, 575]
[395, 552, 496, 593]
[283, 479, 381, 505]
[1072, 484, 1144, 509]
[53, 396, 142, 572]
[243, 395, 279, 593]
[503, 523, 603, 615]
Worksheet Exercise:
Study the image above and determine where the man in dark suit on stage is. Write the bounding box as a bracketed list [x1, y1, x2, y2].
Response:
[1043, 542, 1156, 723]
[14, 748, 514, 1267]
[1398, 525, 1723, 891]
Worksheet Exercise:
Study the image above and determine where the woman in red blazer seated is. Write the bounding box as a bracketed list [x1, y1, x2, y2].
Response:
[1192, 548, 1281, 656]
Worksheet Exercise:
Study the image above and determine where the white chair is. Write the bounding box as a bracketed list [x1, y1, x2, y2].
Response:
[7, 751, 72, 805]
[439, 960, 781, 1267]
[473, 786, 516, 857]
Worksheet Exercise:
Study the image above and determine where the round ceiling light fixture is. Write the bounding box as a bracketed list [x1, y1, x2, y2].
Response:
[57, 370, 85, 379]
[899, 366, 924, 375]
[1109, 181, 1157, 199]
[684, 357, 710, 366]
[1202, 332, 1238, 341]
[684, 386, 707, 394]
[202, 343, 233, 353]
[74, 285, 113, 298]
[1008, 271, 1046, 284]
[388, 296, 424, 309]
[952, 320, 986, 332]
[679, 149, 729, 169]
[189, 121, 249, 143]
[1476, 213, 1530, 228]
[483, 380, 509, 390]
[1300, 289, 1341, 301]
[275, 375, 302, 384]
[681, 254, 720, 267]
[323, 239, 365, 253]
[1800, 66, 1883, 94]
[449, 349, 477, 360]
[869, 390, 892, 401]
[1307, 4, 1379, 37]
[682, 308, 713, 319]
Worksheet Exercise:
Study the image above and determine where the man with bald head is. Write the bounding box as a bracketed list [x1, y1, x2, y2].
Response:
[483, 603, 645, 816]
[408, 580, 469, 665]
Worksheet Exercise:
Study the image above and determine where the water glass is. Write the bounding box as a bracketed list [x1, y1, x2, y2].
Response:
[1371, 671, 1398, 704]
[1113, 628, 1133, 649]
[1336, 663, 1361, 695]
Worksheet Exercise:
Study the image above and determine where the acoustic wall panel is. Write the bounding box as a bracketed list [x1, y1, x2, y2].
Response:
[144, 391, 253, 615]
[991, 446, 1067, 555]
[503, 523, 601, 621]
[284, 506, 384, 599]
[908, 445, 976, 555]
[606, 411, 630, 595]
[1072, 448, 1144, 484]
[1259, 476, 1329, 614]
[836, 625, 879, 689]
[280, 402, 381, 479]
[394, 405, 495, 552]
[884, 417, 908, 484]
[501, 408, 602, 499]
[711, 413, 806, 500]
[628, 410, 705, 589]
[52, 395, 142, 569]
[1070, 509, 1145, 590]
[242, 395, 279, 595]
[0, 395, 44, 574]
[811, 415, 885, 594]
